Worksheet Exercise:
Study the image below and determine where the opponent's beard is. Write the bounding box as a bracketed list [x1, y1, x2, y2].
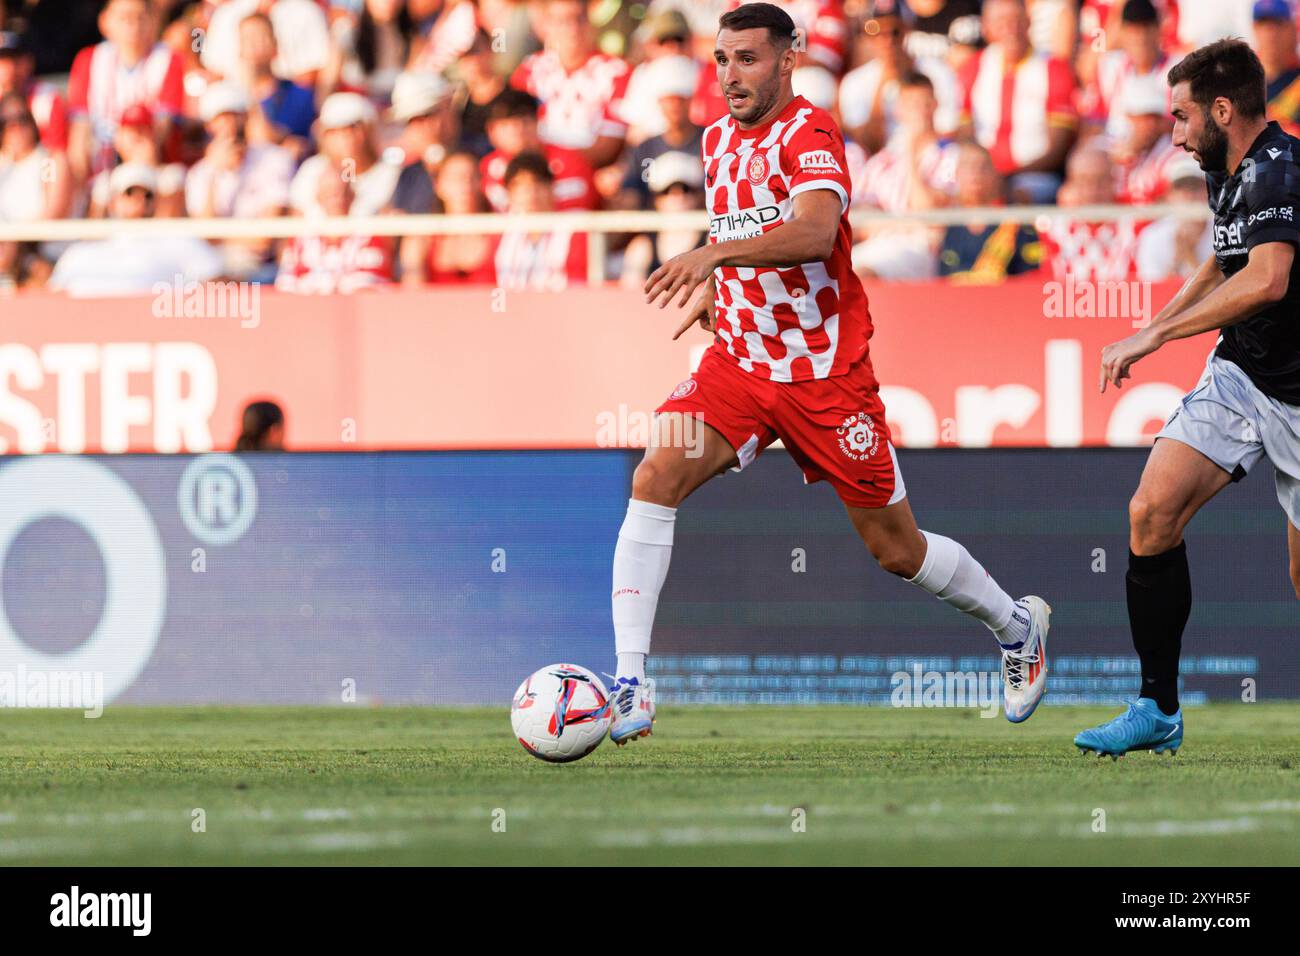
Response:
[1195, 112, 1230, 173]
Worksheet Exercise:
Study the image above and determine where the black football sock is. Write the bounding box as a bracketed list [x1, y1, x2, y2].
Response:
[1127, 542, 1191, 717]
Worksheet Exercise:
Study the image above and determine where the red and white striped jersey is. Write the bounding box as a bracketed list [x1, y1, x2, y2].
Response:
[494, 229, 587, 291]
[1115, 137, 1183, 206]
[26, 79, 68, 151]
[409, 0, 479, 75]
[67, 41, 183, 172]
[854, 136, 959, 213]
[275, 235, 393, 295]
[959, 43, 1078, 175]
[1083, 50, 1171, 139]
[1039, 217, 1147, 282]
[702, 95, 869, 383]
[510, 50, 631, 150]
[480, 146, 598, 213]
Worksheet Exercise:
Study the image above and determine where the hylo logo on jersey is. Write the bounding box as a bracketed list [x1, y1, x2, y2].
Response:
[746, 153, 770, 184]
[799, 149, 842, 173]
[668, 379, 697, 400]
[837, 412, 879, 461]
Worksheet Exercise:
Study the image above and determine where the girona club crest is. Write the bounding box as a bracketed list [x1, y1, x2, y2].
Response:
[668, 378, 697, 400]
[837, 412, 879, 461]
[746, 152, 769, 184]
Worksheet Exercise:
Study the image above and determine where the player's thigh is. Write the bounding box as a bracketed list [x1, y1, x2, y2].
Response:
[1287, 519, 1300, 599]
[1130, 437, 1235, 552]
[845, 496, 927, 577]
[631, 415, 739, 507]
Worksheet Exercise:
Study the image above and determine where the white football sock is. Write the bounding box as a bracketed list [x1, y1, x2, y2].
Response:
[616, 653, 646, 683]
[908, 530, 1028, 648]
[612, 499, 676, 679]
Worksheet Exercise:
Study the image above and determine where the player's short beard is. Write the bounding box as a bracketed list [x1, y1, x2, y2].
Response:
[729, 70, 782, 125]
[1193, 109, 1230, 172]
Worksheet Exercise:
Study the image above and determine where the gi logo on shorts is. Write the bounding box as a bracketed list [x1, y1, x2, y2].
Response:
[746, 153, 769, 185]
[837, 412, 879, 461]
[668, 379, 697, 400]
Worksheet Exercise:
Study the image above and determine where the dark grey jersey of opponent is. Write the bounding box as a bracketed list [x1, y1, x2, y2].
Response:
[1207, 120, 1300, 405]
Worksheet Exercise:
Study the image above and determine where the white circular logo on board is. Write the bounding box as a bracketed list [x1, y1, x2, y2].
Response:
[0, 456, 167, 704]
[177, 453, 258, 546]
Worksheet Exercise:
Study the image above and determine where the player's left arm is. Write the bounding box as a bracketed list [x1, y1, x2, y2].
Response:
[1101, 156, 1300, 392]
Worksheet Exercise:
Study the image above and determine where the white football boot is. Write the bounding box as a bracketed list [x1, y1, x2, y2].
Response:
[1000, 596, 1051, 723]
[608, 676, 656, 745]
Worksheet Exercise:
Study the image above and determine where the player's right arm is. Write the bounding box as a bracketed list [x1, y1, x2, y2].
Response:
[1146, 251, 1227, 328]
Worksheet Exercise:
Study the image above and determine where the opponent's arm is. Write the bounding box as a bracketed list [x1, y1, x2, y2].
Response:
[644, 189, 842, 309]
[1099, 242, 1294, 392]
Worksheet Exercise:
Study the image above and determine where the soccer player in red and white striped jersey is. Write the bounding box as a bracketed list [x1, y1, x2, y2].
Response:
[509, 0, 631, 169]
[604, 3, 1052, 746]
[66, 0, 183, 181]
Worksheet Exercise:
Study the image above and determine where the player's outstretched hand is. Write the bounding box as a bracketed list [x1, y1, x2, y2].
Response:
[645, 244, 719, 310]
[672, 288, 716, 340]
[1099, 327, 1160, 393]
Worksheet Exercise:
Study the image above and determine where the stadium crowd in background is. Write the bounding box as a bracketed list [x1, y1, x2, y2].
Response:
[0, 0, 1294, 292]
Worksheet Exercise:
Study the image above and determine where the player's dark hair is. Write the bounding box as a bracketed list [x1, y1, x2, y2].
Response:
[899, 71, 934, 93]
[504, 150, 553, 187]
[1167, 38, 1266, 120]
[718, 2, 797, 50]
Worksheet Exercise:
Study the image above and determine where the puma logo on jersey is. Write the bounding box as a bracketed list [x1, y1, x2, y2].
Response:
[798, 149, 842, 172]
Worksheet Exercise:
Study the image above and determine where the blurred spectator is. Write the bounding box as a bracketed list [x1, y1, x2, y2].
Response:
[0, 30, 68, 151]
[958, 0, 1078, 203]
[455, 28, 510, 158]
[945, 12, 986, 74]
[67, 0, 184, 182]
[405, 149, 495, 285]
[1080, 0, 1169, 142]
[494, 150, 587, 290]
[1040, 144, 1145, 280]
[387, 71, 459, 214]
[0, 93, 72, 288]
[408, 0, 481, 77]
[236, 11, 317, 152]
[511, 0, 631, 168]
[327, 0, 418, 105]
[840, 2, 961, 152]
[905, 0, 986, 63]
[1027, 0, 1079, 59]
[851, 71, 959, 281]
[620, 150, 706, 285]
[617, 57, 704, 210]
[621, 10, 701, 144]
[203, 0, 331, 89]
[1136, 158, 1214, 281]
[290, 92, 401, 216]
[49, 163, 224, 296]
[1255, 0, 1300, 138]
[186, 83, 294, 280]
[1109, 75, 1182, 205]
[937, 143, 1044, 282]
[235, 400, 285, 451]
[1176, 0, 1257, 50]
[774, 0, 851, 75]
[86, 104, 186, 219]
[480, 89, 598, 212]
[277, 165, 394, 293]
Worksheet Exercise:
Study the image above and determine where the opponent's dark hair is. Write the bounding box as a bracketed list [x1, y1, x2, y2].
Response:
[718, 2, 797, 49]
[899, 70, 934, 93]
[1167, 38, 1266, 120]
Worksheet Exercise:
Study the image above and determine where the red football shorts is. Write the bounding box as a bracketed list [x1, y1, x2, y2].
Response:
[656, 347, 904, 509]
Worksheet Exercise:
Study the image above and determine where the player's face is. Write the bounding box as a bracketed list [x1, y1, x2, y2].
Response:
[1170, 81, 1229, 172]
[715, 27, 793, 127]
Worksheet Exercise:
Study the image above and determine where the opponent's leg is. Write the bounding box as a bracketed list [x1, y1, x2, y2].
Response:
[846, 497, 1051, 722]
[1075, 437, 1232, 757]
[608, 415, 738, 743]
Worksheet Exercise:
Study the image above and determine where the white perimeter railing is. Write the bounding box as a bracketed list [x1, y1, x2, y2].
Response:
[0, 202, 1211, 286]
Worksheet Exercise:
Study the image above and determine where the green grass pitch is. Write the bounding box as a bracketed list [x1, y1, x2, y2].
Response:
[0, 704, 1297, 865]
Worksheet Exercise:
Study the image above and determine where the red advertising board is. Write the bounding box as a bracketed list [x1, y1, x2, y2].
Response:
[0, 277, 1213, 452]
